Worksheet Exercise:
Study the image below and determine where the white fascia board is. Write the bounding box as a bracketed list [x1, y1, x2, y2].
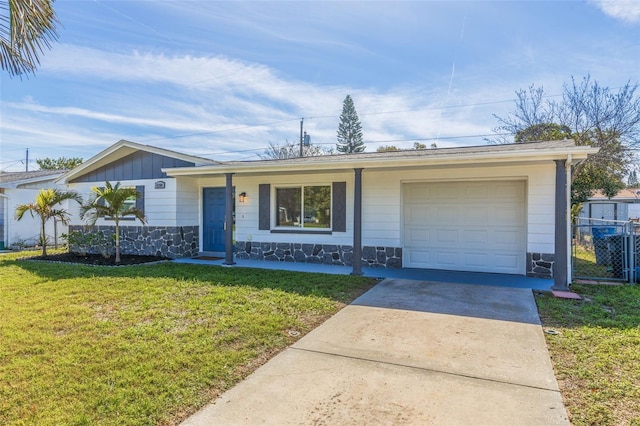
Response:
[164, 145, 599, 177]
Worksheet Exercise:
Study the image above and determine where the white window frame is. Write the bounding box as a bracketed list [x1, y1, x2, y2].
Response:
[274, 184, 332, 230]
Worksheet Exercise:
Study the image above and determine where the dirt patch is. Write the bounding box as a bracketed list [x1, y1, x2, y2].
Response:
[24, 252, 169, 266]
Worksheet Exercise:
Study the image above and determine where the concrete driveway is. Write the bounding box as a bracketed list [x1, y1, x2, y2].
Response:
[182, 279, 568, 425]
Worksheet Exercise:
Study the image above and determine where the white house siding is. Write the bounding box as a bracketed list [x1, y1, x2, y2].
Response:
[223, 162, 556, 273]
[65, 179, 200, 258]
[67, 179, 179, 227]
[176, 178, 199, 226]
[232, 172, 354, 247]
[357, 162, 555, 254]
[4, 187, 71, 247]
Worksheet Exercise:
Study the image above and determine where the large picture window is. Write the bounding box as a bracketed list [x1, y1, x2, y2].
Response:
[275, 185, 331, 229]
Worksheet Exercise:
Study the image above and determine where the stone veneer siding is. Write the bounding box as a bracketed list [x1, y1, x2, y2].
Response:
[527, 252, 554, 278]
[68, 225, 199, 259]
[235, 241, 402, 268]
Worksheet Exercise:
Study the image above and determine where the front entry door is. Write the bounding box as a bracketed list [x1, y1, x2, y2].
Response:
[203, 187, 226, 252]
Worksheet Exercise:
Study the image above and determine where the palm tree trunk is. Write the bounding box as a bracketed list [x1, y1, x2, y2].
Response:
[41, 218, 47, 256]
[115, 221, 121, 263]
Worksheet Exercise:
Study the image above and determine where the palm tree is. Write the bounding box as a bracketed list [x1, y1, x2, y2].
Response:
[15, 188, 82, 256]
[1, 0, 59, 77]
[80, 181, 146, 263]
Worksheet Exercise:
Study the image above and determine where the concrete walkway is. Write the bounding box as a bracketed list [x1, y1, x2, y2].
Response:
[174, 257, 554, 290]
[182, 279, 568, 425]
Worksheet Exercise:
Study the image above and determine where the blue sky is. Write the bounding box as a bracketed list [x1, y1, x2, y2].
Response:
[1, 0, 639, 171]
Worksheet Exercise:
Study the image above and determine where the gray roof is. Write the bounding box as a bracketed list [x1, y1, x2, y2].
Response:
[223, 140, 579, 166]
[0, 170, 66, 184]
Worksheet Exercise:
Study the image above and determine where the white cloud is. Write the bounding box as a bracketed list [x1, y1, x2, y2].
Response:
[591, 0, 640, 23]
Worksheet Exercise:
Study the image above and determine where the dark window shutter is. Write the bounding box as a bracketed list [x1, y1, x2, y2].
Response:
[259, 184, 271, 230]
[332, 182, 346, 232]
[135, 185, 145, 213]
[97, 187, 106, 206]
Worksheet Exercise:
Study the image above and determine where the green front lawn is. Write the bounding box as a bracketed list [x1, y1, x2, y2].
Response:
[536, 284, 640, 425]
[0, 251, 373, 425]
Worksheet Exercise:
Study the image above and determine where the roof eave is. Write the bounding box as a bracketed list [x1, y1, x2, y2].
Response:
[164, 145, 599, 177]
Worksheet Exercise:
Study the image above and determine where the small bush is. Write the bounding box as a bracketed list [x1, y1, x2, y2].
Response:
[65, 229, 114, 258]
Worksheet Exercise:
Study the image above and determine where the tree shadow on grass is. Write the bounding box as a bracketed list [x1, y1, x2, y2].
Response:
[6, 257, 375, 304]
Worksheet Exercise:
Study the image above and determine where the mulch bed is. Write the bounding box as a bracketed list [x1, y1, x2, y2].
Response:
[24, 252, 169, 266]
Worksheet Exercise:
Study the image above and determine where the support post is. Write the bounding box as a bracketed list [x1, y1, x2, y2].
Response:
[224, 173, 236, 265]
[554, 159, 568, 290]
[351, 168, 363, 276]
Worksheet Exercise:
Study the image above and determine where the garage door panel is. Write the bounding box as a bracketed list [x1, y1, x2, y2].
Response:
[405, 228, 431, 243]
[435, 229, 460, 244]
[403, 181, 526, 274]
[464, 184, 490, 199]
[464, 229, 489, 244]
[493, 182, 523, 199]
[434, 183, 460, 199]
[492, 205, 524, 223]
[464, 252, 489, 268]
[465, 206, 489, 222]
[408, 249, 430, 264]
[436, 206, 459, 221]
[406, 205, 431, 222]
[434, 251, 458, 267]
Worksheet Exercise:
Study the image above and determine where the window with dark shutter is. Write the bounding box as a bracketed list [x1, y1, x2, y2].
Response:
[135, 185, 145, 214]
[332, 182, 346, 232]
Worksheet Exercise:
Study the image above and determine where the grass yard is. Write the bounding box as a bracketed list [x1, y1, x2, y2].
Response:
[536, 284, 640, 425]
[0, 251, 374, 425]
[572, 243, 613, 279]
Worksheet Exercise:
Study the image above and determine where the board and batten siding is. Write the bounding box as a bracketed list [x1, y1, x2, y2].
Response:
[69, 151, 195, 183]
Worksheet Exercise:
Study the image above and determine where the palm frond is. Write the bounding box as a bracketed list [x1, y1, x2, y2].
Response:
[1, 0, 60, 77]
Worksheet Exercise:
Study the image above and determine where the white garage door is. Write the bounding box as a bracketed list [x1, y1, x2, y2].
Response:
[403, 181, 526, 274]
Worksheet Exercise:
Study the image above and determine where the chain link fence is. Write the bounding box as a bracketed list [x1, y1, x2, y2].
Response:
[572, 219, 638, 283]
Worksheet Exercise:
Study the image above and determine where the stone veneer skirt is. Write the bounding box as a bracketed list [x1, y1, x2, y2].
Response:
[68, 225, 199, 259]
[235, 241, 402, 268]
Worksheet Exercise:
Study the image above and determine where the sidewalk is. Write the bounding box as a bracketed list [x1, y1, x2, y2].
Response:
[181, 279, 567, 425]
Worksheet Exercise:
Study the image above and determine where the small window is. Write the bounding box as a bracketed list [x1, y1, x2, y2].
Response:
[275, 185, 331, 229]
[123, 194, 136, 211]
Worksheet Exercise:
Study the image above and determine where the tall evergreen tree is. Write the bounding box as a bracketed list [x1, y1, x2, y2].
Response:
[336, 95, 365, 153]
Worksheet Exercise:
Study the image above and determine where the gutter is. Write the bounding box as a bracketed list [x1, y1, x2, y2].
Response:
[164, 146, 601, 177]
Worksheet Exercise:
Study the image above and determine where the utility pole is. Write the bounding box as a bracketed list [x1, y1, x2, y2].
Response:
[25, 148, 29, 172]
[299, 118, 304, 157]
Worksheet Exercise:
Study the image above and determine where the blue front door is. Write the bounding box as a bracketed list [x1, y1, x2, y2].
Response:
[203, 187, 227, 252]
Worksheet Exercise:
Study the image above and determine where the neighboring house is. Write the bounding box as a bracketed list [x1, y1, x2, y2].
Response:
[0, 170, 68, 249]
[578, 188, 640, 222]
[57, 140, 219, 258]
[56, 139, 596, 288]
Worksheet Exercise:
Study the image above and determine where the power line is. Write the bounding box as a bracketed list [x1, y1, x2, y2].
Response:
[139, 118, 300, 142]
